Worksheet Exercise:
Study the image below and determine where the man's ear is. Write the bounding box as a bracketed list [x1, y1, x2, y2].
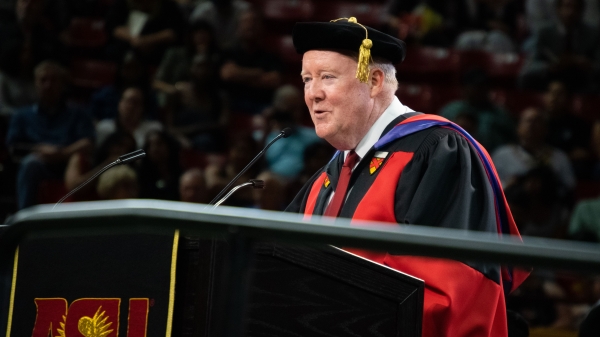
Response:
[370, 68, 385, 97]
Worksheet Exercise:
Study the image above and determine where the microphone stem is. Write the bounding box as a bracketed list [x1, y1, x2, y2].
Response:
[52, 159, 121, 210]
[212, 182, 254, 208]
[208, 133, 284, 205]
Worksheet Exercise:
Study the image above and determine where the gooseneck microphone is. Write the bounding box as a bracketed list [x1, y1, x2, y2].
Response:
[213, 179, 265, 208]
[52, 149, 146, 209]
[208, 127, 292, 205]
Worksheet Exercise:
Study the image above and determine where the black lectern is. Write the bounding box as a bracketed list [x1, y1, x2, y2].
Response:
[0, 200, 424, 337]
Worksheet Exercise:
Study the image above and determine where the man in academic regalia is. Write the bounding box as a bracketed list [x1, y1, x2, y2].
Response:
[285, 17, 528, 337]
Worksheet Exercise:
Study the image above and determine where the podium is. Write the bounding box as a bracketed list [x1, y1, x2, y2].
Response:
[0, 200, 424, 337]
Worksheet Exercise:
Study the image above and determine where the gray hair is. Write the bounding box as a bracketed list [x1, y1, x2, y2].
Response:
[334, 49, 398, 91]
[371, 59, 398, 91]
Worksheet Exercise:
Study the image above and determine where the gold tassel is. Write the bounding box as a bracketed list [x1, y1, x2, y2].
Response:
[331, 17, 372, 84]
[356, 38, 372, 83]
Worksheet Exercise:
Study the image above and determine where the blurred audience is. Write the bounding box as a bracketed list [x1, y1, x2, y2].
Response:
[454, 0, 522, 53]
[526, 0, 600, 35]
[220, 9, 283, 114]
[165, 53, 229, 152]
[578, 276, 600, 336]
[89, 53, 158, 122]
[541, 80, 593, 177]
[0, 0, 68, 114]
[440, 69, 515, 152]
[154, 20, 220, 99]
[105, 0, 185, 65]
[252, 170, 284, 210]
[493, 107, 576, 192]
[96, 164, 139, 200]
[385, 0, 521, 51]
[593, 121, 600, 180]
[569, 195, 600, 242]
[188, 0, 250, 50]
[137, 130, 182, 200]
[504, 166, 570, 238]
[179, 167, 208, 203]
[519, 0, 600, 93]
[96, 86, 163, 148]
[64, 131, 136, 200]
[205, 135, 258, 207]
[6, 61, 94, 209]
[255, 85, 322, 181]
[285, 141, 335, 206]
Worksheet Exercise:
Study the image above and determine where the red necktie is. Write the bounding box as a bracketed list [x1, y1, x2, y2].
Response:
[324, 151, 360, 217]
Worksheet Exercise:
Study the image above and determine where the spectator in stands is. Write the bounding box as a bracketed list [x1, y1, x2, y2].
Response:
[205, 135, 258, 207]
[592, 121, 600, 179]
[64, 131, 136, 201]
[526, 0, 600, 34]
[96, 86, 163, 148]
[179, 168, 208, 203]
[5, 61, 95, 209]
[188, 0, 250, 50]
[96, 164, 139, 200]
[504, 166, 570, 238]
[0, 0, 68, 114]
[89, 53, 159, 122]
[578, 277, 600, 336]
[105, 0, 185, 65]
[165, 54, 229, 152]
[385, 0, 520, 50]
[542, 80, 593, 177]
[220, 9, 283, 114]
[569, 194, 600, 242]
[454, 0, 522, 53]
[454, 111, 479, 137]
[440, 69, 515, 152]
[137, 130, 182, 200]
[154, 20, 220, 100]
[285, 141, 335, 206]
[252, 170, 285, 210]
[385, 0, 468, 47]
[254, 85, 322, 181]
[492, 107, 576, 192]
[519, 0, 600, 93]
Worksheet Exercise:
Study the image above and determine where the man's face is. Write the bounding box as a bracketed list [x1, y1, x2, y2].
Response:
[35, 67, 64, 105]
[301, 50, 373, 150]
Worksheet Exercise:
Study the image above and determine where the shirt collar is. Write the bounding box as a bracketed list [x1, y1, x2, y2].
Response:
[344, 96, 414, 161]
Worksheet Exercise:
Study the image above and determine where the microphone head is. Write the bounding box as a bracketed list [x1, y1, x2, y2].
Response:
[250, 179, 265, 189]
[281, 127, 293, 138]
[118, 149, 146, 164]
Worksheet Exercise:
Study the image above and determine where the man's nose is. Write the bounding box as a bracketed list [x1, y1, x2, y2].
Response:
[305, 81, 324, 103]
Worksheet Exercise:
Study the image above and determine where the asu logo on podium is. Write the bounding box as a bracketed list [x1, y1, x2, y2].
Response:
[31, 298, 149, 337]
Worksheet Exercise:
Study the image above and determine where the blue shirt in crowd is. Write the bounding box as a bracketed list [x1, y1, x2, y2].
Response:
[6, 104, 95, 147]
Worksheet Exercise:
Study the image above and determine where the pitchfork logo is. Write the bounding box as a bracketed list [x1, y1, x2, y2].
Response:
[31, 298, 149, 337]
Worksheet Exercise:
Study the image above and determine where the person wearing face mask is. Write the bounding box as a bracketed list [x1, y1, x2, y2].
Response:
[285, 17, 527, 337]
